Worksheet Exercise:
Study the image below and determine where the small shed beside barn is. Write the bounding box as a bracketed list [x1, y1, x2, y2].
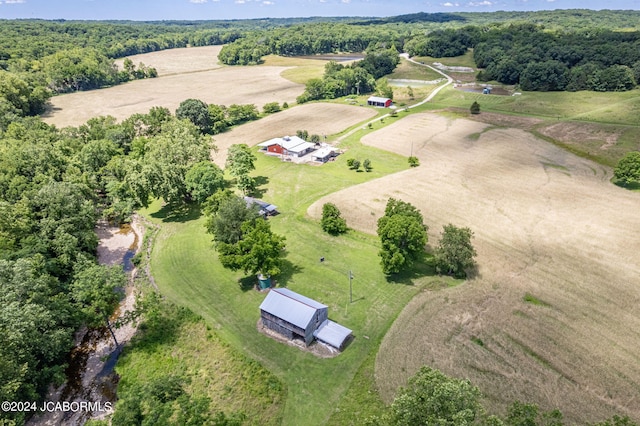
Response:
[259, 288, 352, 350]
[367, 96, 392, 108]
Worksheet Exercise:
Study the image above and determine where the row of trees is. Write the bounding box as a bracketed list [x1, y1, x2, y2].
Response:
[297, 48, 399, 103]
[369, 366, 637, 425]
[406, 22, 640, 92]
[319, 199, 476, 278]
[218, 22, 406, 65]
[175, 98, 263, 135]
[42, 47, 158, 93]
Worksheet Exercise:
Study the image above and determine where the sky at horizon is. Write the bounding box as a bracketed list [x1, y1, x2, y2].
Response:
[0, 0, 638, 21]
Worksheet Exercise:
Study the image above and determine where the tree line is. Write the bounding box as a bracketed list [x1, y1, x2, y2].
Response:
[296, 48, 399, 103]
[0, 101, 227, 424]
[407, 23, 640, 92]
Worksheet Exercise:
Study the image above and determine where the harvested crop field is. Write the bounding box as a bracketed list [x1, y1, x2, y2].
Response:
[42, 47, 303, 128]
[308, 113, 640, 423]
[210, 103, 377, 166]
[114, 45, 224, 76]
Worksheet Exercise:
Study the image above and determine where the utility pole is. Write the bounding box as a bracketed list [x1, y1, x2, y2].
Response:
[349, 270, 354, 303]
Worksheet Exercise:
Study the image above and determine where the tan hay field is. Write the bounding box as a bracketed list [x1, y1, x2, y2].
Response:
[114, 45, 225, 76]
[210, 103, 376, 166]
[42, 47, 303, 128]
[308, 113, 640, 423]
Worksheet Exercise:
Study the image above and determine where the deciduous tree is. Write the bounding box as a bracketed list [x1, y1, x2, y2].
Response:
[70, 262, 126, 346]
[205, 193, 260, 245]
[390, 366, 481, 426]
[434, 224, 477, 278]
[218, 219, 286, 277]
[613, 151, 640, 186]
[377, 198, 427, 274]
[175, 98, 211, 134]
[321, 203, 348, 235]
[184, 161, 225, 204]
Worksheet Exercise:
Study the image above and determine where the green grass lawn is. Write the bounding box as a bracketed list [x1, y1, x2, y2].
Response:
[388, 58, 443, 81]
[412, 50, 477, 69]
[430, 85, 640, 124]
[140, 130, 458, 425]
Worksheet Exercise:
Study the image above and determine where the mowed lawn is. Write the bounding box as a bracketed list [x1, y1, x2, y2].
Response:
[143, 136, 453, 425]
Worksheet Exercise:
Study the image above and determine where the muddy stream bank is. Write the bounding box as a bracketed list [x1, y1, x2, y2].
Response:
[27, 218, 144, 426]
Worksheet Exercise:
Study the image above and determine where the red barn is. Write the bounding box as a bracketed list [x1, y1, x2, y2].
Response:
[367, 96, 392, 108]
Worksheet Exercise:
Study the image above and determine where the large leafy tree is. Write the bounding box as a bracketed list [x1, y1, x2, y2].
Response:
[389, 366, 482, 426]
[377, 198, 427, 274]
[434, 224, 477, 278]
[175, 98, 211, 134]
[205, 192, 260, 245]
[226, 144, 257, 194]
[218, 219, 286, 277]
[613, 151, 640, 186]
[139, 119, 213, 206]
[70, 262, 126, 346]
[185, 161, 225, 204]
[321, 202, 348, 235]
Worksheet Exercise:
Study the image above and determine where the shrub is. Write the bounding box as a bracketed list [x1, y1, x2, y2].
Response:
[263, 102, 281, 114]
[408, 156, 420, 167]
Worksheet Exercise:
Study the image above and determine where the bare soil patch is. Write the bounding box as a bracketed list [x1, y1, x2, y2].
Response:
[114, 45, 224, 76]
[210, 103, 376, 166]
[463, 109, 545, 131]
[42, 47, 303, 128]
[538, 121, 622, 150]
[308, 113, 640, 423]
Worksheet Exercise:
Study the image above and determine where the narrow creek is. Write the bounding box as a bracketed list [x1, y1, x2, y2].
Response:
[28, 220, 142, 426]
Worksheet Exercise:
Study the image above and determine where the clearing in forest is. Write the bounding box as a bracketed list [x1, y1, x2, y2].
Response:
[42, 46, 303, 127]
[308, 113, 640, 424]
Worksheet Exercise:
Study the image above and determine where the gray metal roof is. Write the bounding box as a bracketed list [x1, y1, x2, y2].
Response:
[314, 320, 353, 349]
[259, 288, 327, 330]
[367, 96, 391, 103]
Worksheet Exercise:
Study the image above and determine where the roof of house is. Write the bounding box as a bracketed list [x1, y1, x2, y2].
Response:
[286, 141, 315, 153]
[312, 146, 336, 159]
[258, 136, 314, 154]
[314, 319, 353, 349]
[259, 288, 327, 330]
[367, 96, 391, 103]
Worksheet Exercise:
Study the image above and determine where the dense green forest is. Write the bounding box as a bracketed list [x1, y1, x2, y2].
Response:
[0, 105, 220, 424]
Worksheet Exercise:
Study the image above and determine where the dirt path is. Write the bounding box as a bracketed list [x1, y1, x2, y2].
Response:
[28, 218, 144, 425]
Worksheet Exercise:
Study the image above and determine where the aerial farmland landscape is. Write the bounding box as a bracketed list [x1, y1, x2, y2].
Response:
[1, 1, 640, 425]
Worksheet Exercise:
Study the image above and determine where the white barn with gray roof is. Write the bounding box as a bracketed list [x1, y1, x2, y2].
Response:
[259, 288, 352, 350]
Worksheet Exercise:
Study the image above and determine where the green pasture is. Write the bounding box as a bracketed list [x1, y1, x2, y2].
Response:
[388, 58, 443, 82]
[141, 126, 458, 425]
[430, 85, 640, 124]
[413, 50, 477, 69]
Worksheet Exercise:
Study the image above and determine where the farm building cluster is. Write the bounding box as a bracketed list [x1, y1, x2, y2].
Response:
[257, 136, 340, 164]
[259, 288, 353, 351]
